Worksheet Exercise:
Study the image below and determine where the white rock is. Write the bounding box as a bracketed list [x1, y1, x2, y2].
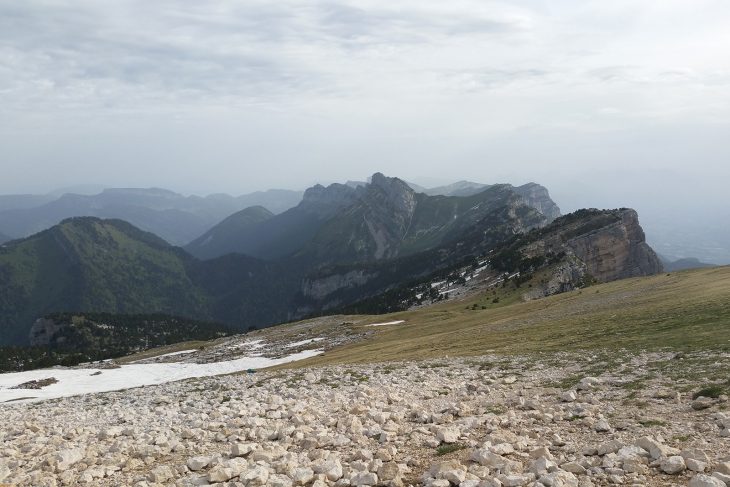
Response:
[0, 461, 9, 482]
[636, 436, 680, 460]
[443, 469, 466, 484]
[491, 443, 515, 455]
[686, 458, 708, 472]
[351, 471, 378, 486]
[54, 449, 84, 472]
[187, 456, 211, 471]
[209, 466, 236, 482]
[500, 473, 531, 486]
[689, 474, 726, 487]
[529, 457, 556, 475]
[560, 462, 586, 475]
[377, 461, 399, 481]
[291, 467, 315, 485]
[660, 455, 686, 474]
[242, 465, 270, 486]
[148, 465, 174, 483]
[231, 443, 256, 457]
[316, 458, 344, 481]
[577, 377, 601, 391]
[560, 391, 577, 403]
[436, 427, 460, 444]
[596, 440, 622, 456]
[712, 472, 730, 484]
[538, 470, 579, 487]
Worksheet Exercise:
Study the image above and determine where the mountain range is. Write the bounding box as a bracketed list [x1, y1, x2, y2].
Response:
[0, 188, 304, 246]
[185, 175, 561, 261]
[0, 173, 664, 347]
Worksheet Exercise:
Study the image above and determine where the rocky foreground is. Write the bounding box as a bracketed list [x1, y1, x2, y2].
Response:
[1, 350, 729, 487]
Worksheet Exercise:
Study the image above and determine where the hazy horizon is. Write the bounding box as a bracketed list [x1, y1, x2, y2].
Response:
[1, 1, 728, 262]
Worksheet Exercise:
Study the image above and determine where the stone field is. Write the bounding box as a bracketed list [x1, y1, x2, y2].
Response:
[1, 350, 729, 487]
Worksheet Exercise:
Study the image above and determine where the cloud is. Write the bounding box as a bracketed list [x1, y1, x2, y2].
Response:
[0, 0, 729, 211]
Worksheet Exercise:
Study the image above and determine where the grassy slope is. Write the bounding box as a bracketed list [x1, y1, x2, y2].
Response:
[291, 266, 730, 367]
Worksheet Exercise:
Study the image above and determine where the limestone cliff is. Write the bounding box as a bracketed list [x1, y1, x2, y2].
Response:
[520, 208, 663, 299]
[565, 209, 663, 282]
[512, 183, 561, 222]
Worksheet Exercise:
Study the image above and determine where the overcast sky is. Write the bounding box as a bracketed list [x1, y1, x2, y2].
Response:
[1, 1, 729, 259]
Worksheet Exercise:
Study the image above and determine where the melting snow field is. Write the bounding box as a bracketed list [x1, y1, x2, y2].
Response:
[367, 320, 405, 327]
[156, 349, 197, 358]
[129, 349, 198, 362]
[286, 338, 325, 348]
[0, 349, 322, 404]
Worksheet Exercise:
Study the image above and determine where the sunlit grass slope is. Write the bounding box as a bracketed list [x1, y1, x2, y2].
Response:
[293, 266, 730, 367]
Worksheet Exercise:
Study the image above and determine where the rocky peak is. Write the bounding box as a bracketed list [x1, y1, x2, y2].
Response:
[512, 183, 561, 222]
[360, 174, 418, 259]
[300, 183, 359, 216]
[366, 173, 417, 219]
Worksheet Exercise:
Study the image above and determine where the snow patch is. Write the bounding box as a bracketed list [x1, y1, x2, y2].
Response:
[367, 320, 405, 327]
[141, 349, 197, 361]
[286, 338, 325, 348]
[0, 349, 322, 404]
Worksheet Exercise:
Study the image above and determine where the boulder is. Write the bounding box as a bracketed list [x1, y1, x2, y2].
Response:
[659, 456, 686, 475]
[186, 456, 211, 471]
[689, 474, 726, 487]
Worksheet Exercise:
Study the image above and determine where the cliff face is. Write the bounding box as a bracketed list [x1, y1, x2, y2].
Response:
[512, 183, 561, 222]
[520, 208, 664, 300]
[362, 173, 418, 260]
[299, 183, 360, 218]
[566, 209, 663, 281]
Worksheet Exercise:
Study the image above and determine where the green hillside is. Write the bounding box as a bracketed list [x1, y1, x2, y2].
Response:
[0, 202, 664, 348]
[184, 206, 274, 260]
[287, 266, 730, 368]
[0, 312, 231, 372]
[0, 218, 210, 345]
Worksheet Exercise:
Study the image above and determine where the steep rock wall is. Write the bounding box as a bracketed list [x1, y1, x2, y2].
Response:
[566, 209, 663, 281]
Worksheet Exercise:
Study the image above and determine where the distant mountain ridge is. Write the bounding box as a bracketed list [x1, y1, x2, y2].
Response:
[0, 187, 303, 245]
[0, 174, 663, 348]
[659, 255, 716, 272]
[186, 173, 561, 263]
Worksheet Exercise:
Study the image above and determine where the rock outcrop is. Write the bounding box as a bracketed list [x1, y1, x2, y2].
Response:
[299, 182, 361, 217]
[566, 209, 663, 282]
[512, 182, 562, 222]
[514, 209, 663, 300]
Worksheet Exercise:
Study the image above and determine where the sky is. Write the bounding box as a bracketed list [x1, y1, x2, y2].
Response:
[1, 1, 729, 261]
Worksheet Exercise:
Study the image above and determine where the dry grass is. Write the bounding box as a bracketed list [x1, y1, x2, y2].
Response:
[281, 266, 730, 368]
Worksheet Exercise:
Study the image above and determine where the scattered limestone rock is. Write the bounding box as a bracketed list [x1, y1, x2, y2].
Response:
[689, 474, 727, 487]
[2, 350, 729, 487]
[659, 455, 686, 474]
